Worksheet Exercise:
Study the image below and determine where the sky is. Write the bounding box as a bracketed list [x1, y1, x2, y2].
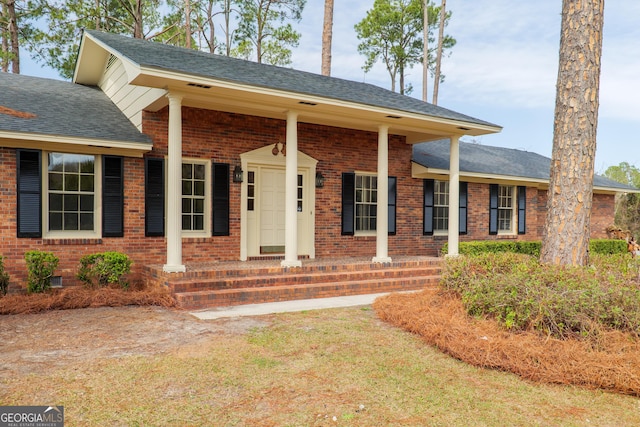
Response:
[19, 0, 640, 173]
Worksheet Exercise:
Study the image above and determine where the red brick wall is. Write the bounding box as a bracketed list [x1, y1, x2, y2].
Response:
[0, 107, 617, 291]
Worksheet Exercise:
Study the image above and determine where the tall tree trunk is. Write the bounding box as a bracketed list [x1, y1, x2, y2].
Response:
[185, 0, 191, 48]
[422, 0, 428, 101]
[6, 0, 18, 73]
[432, 0, 445, 105]
[321, 0, 333, 76]
[540, 0, 604, 267]
[133, 0, 143, 38]
[1, 0, 8, 72]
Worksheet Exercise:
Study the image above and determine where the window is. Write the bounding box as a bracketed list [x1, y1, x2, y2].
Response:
[497, 185, 514, 233]
[144, 159, 230, 237]
[489, 184, 526, 235]
[181, 160, 210, 235]
[45, 153, 100, 238]
[355, 174, 377, 232]
[423, 179, 468, 235]
[18, 150, 124, 239]
[247, 171, 255, 211]
[341, 172, 396, 236]
[433, 180, 449, 233]
[297, 174, 303, 212]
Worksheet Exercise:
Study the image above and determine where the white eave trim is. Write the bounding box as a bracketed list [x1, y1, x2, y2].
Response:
[134, 66, 502, 136]
[0, 131, 152, 156]
[411, 163, 636, 194]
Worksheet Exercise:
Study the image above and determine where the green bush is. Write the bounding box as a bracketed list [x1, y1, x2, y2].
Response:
[77, 251, 132, 289]
[0, 255, 9, 296]
[589, 238, 628, 255]
[441, 239, 627, 257]
[25, 250, 59, 293]
[441, 252, 640, 339]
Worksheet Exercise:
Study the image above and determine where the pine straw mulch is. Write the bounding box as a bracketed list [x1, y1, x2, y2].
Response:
[0, 286, 177, 315]
[373, 288, 640, 397]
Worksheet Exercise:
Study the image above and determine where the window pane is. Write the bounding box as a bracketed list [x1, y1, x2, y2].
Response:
[80, 213, 94, 230]
[49, 213, 62, 231]
[297, 175, 303, 186]
[182, 180, 192, 196]
[248, 199, 254, 211]
[248, 171, 255, 184]
[80, 175, 94, 192]
[194, 215, 204, 230]
[49, 194, 63, 211]
[182, 198, 191, 213]
[64, 194, 78, 211]
[194, 199, 204, 214]
[49, 173, 63, 191]
[80, 158, 94, 173]
[48, 154, 64, 172]
[248, 186, 254, 198]
[182, 215, 191, 230]
[64, 174, 79, 192]
[194, 164, 205, 180]
[194, 181, 205, 196]
[64, 213, 78, 230]
[65, 158, 79, 173]
[80, 195, 93, 212]
[182, 164, 192, 179]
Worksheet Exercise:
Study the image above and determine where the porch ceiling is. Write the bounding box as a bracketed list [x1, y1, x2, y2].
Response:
[135, 70, 498, 144]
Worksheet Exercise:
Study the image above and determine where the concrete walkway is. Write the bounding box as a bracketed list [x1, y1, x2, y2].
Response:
[190, 292, 395, 320]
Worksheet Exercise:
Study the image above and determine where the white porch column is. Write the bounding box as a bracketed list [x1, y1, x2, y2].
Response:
[447, 135, 461, 257]
[281, 111, 302, 268]
[163, 92, 186, 273]
[373, 125, 392, 263]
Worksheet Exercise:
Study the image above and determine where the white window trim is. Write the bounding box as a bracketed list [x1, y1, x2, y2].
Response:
[497, 185, 517, 235]
[433, 180, 449, 236]
[43, 152, 102, 239]
[354, 171, 378, 237]
[179, 158, 211, 238]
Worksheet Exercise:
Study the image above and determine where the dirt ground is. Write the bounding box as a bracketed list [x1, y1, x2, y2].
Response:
[0, 306, 271, 378]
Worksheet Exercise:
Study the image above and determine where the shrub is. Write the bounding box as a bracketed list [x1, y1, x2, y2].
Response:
[0, 255, 9, 296]
[77, 252, 132, 289]
[441, 252, 640, 340]
[441, 239, 627, 257]
[25, 250, 59, 294]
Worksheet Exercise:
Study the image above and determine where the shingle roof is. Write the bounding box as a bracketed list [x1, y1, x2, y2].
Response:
[84, 30, 499, 129]
[0, 72, 151, 144]
[413, 140, 636, 191]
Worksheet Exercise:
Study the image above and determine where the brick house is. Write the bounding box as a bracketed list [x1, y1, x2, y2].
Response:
[0, 30, 631, 293]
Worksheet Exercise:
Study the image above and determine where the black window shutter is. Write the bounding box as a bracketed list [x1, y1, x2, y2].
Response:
[145, 157, 165, 237]
[423, 179, 434, 235]
[517, 186, 526, 235]
[489, 184, 499, 235]
[459, 181, 468, 235]
[17, 149, 42, 238]
[212, 163, 230, 236]
[388, 176, 396, 236]
[102, 156, 124, 237]
[341, 172, 355, 235]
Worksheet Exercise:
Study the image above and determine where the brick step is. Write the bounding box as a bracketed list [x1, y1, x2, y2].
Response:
[145, 258, 442, 284]
[169, 265, 441, 293]
[176, 275, 441, 310]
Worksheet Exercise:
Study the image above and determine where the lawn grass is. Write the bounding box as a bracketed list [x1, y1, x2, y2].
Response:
[2, 306, 640, 426]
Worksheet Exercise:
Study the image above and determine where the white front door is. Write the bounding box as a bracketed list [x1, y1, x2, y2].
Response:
[240, 145, 317, 260]
[259, 168, 286, 254]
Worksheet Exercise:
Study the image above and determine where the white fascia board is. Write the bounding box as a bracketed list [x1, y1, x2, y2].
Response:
[0, 131, 152, 157]
[135, 66, 502, 136]
[412, 163, 634, 194]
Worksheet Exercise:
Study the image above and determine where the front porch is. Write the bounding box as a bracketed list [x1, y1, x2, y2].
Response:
[142, 256, 443, 310]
